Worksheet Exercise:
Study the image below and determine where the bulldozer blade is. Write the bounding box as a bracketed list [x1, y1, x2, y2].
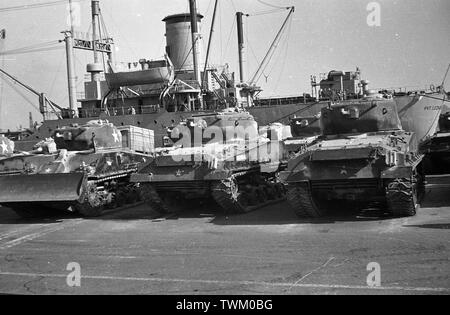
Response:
[0, 173, 85, 203]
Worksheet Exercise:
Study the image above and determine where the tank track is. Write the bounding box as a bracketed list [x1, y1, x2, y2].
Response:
[140, 183, 170, 214]
[74, 182, 105, 217]
[211, 172, 285, 215]
[211, 179, 245, 214]
[286, 183, 324, 218]
[385, 178, 418, 217]
[74, 172, 144, 217]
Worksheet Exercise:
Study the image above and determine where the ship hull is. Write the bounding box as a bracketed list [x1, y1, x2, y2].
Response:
[395, 92, 446, 144]
[15, 102, 328, 151]
[15, 92, 446, 151]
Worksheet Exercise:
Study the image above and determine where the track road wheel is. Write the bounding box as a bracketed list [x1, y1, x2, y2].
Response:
[75, 183, 104, 217]
[140, 183, 169, 214]
[385, 178, 419, 217]
[286, 183, 324, 218]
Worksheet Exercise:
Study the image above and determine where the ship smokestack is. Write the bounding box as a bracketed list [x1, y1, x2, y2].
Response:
[163, 13, 204, 75]
[236, 12, 246, 84]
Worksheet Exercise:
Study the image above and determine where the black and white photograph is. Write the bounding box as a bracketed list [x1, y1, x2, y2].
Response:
[0, 0, 449, 299]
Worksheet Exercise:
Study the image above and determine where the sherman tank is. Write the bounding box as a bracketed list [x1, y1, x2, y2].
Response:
[421, 111, 450, 174]
[279, 97, 425, 218]
[0, 121, 153, 218]
[131, 109, 287, 214]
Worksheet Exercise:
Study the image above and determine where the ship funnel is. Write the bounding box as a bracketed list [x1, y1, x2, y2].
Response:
[163, 13, 204, 74]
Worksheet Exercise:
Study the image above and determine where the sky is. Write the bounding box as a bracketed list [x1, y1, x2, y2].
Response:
[0, 0, 449, 130]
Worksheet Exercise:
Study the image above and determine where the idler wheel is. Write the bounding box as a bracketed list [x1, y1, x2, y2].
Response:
[75, 183, 105, 217]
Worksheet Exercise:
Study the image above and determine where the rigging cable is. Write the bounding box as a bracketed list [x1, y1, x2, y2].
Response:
[256, 0, 289, 10]
[223, 17, 237, 62]
[0, 40, 62, 56]
[269, 14, 292, 92]
[0, 0, 88, 13]
[0, 76, 41, 112]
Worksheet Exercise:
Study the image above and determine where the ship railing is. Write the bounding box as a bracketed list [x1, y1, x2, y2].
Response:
[77, 105, 160, 119]
[254, 95, 316, 107]
[374, 84, 441, 95]
[83, 74, 106, 81]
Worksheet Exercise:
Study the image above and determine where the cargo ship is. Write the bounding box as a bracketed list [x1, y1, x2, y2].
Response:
[1, 0, 447, 150]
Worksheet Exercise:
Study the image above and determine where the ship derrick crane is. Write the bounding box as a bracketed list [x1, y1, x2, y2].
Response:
[0, 67, 65, 120]
[248, 6, 295, 87]
[235, 6, 295, 107]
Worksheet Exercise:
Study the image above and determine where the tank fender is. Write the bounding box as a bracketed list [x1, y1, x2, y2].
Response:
[130, 173, 153, 183]
[204, 170, 233, 181]
[381, 166, 415, 179]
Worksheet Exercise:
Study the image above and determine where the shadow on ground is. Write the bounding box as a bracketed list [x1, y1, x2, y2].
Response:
[403, 223, 450, 230]
[421, 187, 450, 208]
[2, 185, 450, 225]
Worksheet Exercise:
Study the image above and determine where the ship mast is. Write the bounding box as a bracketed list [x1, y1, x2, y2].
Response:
[189, 0, 202, 90]
[91, 0, 100, 65]
[202, 0, 219, 90]
[236, 12, 247, 84]
[65, 0, 78, 117]
[249, 6, 295, 86]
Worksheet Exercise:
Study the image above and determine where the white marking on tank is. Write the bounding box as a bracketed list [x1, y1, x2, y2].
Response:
[0, 141, 8, 153]
[112, 130, 120, 142]
[0, 272, 447, 293]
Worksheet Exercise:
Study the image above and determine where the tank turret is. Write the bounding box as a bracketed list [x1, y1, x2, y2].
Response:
[168, 109, 258, 146]
[53, 121, 122, 151]
[321, 99, 402, 135]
